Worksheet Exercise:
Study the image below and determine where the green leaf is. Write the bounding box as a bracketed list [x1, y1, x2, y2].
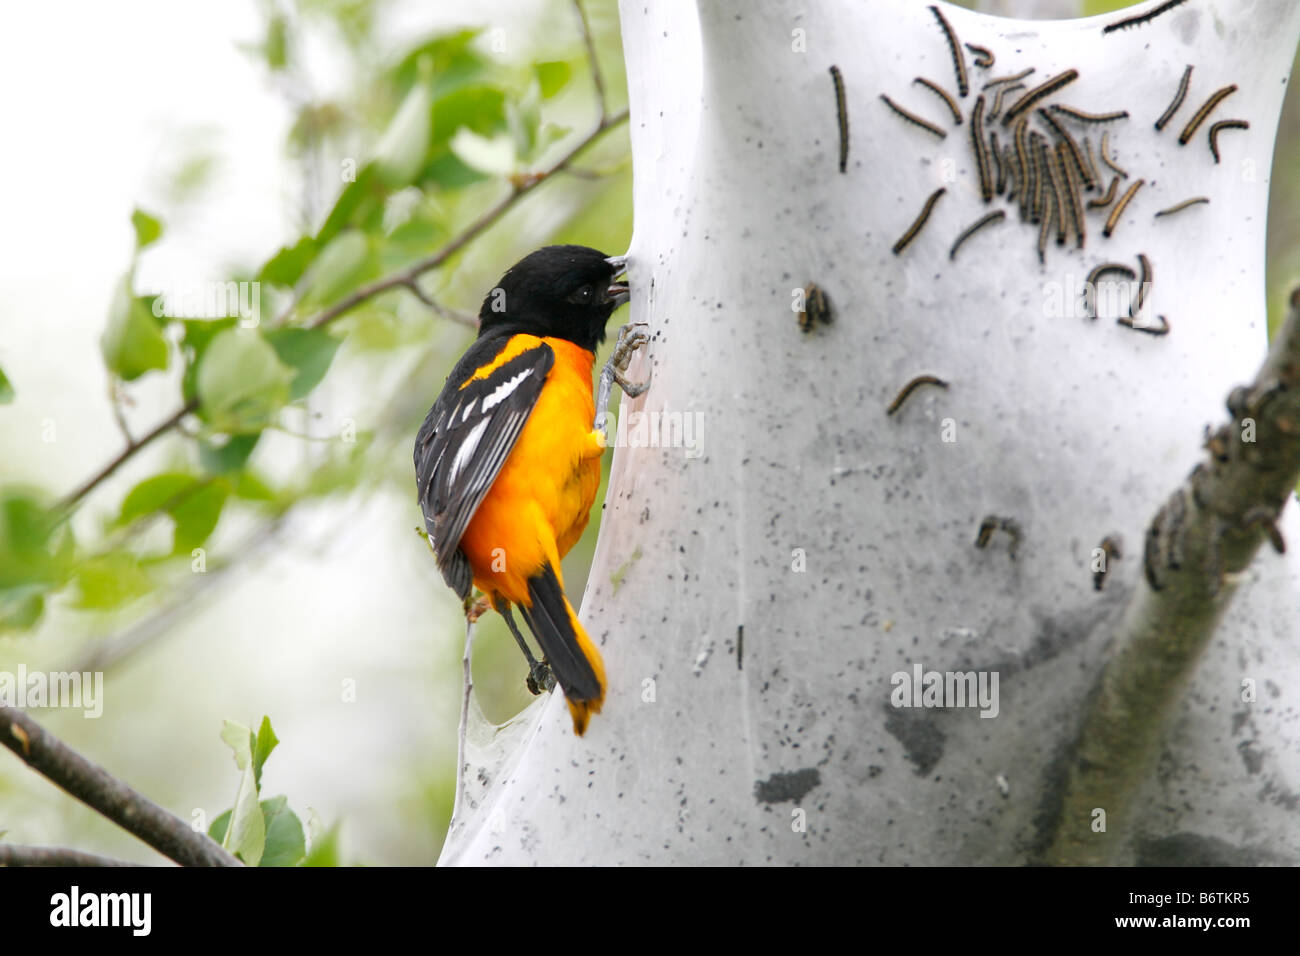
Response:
[449, 128, 515, 176]
[220, 719, 253, 771]
[0, 365, 13, 404]
[196, 329, 295, 433]
[0, 490, 61, 592]
[131, 208, 164, 250]
[199, 433, 261, 474]
[534, 60, 572, 99]
[506, 82, 542, 161]
[223, 767, 265, 866]
[118, 473, 196, 525]
[181, 316, 240, 405]
[232, 470, 275, 502]
[0, 591, 44, 632]
[302, 811, 342, 867]
[391, 28, 487, 96]
[71, 552, 152, 609]
[208, 808, 232, 843]
[170, 481, 228, 553]
[264, 13, 288, 70]
[259, 795, 306, 867]
[101, 276, 169, 382]
[266, 328, 342, 400]
[315, 164, 381, 246]
[373, 68, 433, 188]
[117, 473, 227, 554]
[218, 718, 265, 865]
[212, 798, 305, 867]
[259, 237, 319, 288]
[252, 716, 279, 790]
[430, 84, 507, 147]
[299, 230, 371, 308]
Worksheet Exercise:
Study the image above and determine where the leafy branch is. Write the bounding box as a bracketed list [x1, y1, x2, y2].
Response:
[56, 109, 626, 516]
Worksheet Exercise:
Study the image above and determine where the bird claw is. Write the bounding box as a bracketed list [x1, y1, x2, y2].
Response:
[594, 322, 651, 434]
[610, 322, 650, 375]
[525, 661, 557, 696]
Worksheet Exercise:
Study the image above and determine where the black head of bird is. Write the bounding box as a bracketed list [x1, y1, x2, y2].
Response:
[477, 244, 629, 352]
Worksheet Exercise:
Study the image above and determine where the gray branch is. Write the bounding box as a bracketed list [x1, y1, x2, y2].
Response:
[0, 705, 242, 867]
[1047, 286, 1300, 865]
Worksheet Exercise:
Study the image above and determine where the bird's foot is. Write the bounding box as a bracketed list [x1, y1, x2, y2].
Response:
[526, 661, 557, 696]
[594, 322, 652, 435]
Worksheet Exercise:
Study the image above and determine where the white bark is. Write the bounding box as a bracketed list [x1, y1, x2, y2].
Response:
[440, 0, 1300, 865]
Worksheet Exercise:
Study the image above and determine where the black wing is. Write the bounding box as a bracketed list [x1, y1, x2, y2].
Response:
[414, 340, 555, 599]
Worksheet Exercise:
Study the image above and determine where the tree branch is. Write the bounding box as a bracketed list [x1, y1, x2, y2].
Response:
[0, 844, 144, 867]
[302, 109, 628, 332]
[56, 400, 199, 514]
[54, 109, 627, 515]
[573, 0, 608, 121]
[1047, 285, 1300, 865]
[0, 705, 243, 867]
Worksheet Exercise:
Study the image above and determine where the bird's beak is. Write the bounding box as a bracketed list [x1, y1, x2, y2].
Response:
[604, 255, 630, 307]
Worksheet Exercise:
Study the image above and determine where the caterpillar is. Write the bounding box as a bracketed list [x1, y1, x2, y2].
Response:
[1087, 176, 1120, 209]
[1208, 119, 1249, 163]
[1050, 104, 1129, 124]
[1103, 178, 1145, 238]
[1099, 130, 1129, 179]
[971, 94, 993, 202]
[965, 43, 995, 69]
[1002, 69, 1079, 127]
[929, 5, 969, 97]
[1179, 85, 1238, 146]
[1083, 262, 1137, 320]
[1154, 196, 1210, 218]
[950, 210, 1007, 260]
[830, 66, 849, 173]
[913, 76, 963, 125]
[1038, 107, 1095, 190]
[880, 94, 948, 139]
[892, 187, 947, 255]
[1057, 141, 1086, 248]
[1103, 0, 1190, 35]
[1155, 65, 1193, 132]
[887, 374, 949, 415]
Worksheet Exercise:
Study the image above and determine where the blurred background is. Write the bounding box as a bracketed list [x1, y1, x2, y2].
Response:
[0, 0, 1294, 865]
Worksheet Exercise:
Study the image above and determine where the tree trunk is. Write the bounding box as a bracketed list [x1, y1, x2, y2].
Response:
[439, 0, 1300, 865]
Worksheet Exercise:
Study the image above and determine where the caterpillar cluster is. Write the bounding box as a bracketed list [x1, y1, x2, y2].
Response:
[854, 2, 1254, 347]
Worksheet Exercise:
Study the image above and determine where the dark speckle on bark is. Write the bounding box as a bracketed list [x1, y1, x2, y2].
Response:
[754, 768, 821, 804]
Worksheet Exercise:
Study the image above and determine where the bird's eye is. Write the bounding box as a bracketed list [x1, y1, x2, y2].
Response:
[568, 284, 595, 305]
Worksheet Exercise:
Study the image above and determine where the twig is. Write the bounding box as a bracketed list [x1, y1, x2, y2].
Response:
[400, 278, 479, 327]
[57, 400, 198, 514]
[62, 333, 463, 677]
[573, 0, 607, 121]
[451, 617, 477, 824]
[0, 845, 145, 867]
[303, 109, 628, 333]
[54, 109, 628, 515]
[108, 380, 134, 446]
[0, 705, 243, 867]
[1045, 285, 1300, 865]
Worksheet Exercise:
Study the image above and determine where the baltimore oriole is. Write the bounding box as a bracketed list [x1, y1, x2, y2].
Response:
[414, 245, 638, 735]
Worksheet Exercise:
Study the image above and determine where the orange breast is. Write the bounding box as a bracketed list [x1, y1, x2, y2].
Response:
[457, 336, 601, 605]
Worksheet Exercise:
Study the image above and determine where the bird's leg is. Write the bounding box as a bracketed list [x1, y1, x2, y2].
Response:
[594, 322, 651, 438]
[500, 604, 555, 695]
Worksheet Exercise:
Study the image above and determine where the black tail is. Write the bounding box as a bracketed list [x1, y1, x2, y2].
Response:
[517, 563, 605, 734]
